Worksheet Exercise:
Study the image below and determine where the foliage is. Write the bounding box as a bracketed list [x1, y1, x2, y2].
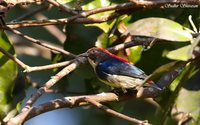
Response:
[0, 31, 18, 118]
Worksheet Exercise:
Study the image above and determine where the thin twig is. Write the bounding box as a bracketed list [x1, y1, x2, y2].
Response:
[25, 60, 73, 72]
[6, 2, 137, 28]
[73, 12, 122, 24]
[84, 98, 149, 125]
[21, 57, 86, 112]
[6, 92, 142, 125]
[0, 47, 28, 69]
[7, 92, 119, 125]
[7, 12, 122, 29]
[3, 0, 42, 6]
[8, 1, 132, 28]
[4, 26, 76, 57]
[0, 46, 73, 72]
[6, 1, 200, 28]
[107, 37, 156, 53]
[46, 0, 78, 15]
[3, 0, 199, 7]
[11, 4, 49, 22]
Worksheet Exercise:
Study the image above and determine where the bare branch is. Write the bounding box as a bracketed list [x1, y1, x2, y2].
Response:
[11, 4, 49, 22]
[1, 0, 42, 6]
[4, 27, 76, 57]
[6, 93, 117, 125]
[46, 0, 78, 15]
[7, 92, 147, 125]
[0, 46, 74, 72]
[6, 1, 200, 28]
[7, 13, 122, 29]
[0, 47, 28, 69]
[2, 0, 199, 8]
[21, 57, 86, 112]
[73, 12, 122, 24]
[108, 37, 156, 53]
[84, 98, 149, 125]
[25, 60, 73, 72]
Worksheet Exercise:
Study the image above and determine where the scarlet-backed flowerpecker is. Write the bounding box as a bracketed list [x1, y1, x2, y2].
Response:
[87, 47, 160, 92]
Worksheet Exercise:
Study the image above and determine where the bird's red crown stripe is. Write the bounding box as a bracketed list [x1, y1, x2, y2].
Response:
[98, 48, 129, 63]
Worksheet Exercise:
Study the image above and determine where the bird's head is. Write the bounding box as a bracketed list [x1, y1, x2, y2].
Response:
[87, 48, 111, 68]
[87, 47, 128, 68]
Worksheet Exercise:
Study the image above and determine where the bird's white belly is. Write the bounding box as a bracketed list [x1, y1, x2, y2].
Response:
[101, 74, 144, 89]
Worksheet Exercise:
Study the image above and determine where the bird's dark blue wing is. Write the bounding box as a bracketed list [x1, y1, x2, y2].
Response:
[96, 58, 147, 79]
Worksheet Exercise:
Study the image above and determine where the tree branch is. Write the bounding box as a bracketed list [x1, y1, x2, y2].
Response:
[3, 26, 76, 57]
[6, 1, 200, 28]
[46, 0, 78, 15]
[7, 91, 152, 125]
[84, 98, 149, 125]
[21, 57, 86, 112]
[11, 3, 49, 22]
[0, 47, 28, 69]
[0, 46, 75, 72]
[25, 60, 73, 72]
[1, 0, 42, 7]
[7, 12, 122, 29]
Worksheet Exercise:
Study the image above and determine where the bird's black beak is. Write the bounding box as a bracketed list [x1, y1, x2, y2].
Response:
[77, 53, 88, 58]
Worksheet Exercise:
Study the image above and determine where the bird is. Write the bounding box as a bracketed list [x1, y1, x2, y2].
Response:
[87, 47, 160, 92]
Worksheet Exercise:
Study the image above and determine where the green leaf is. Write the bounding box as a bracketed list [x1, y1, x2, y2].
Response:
[175, 88, 200, 124]
[166, 45, 192, 61]
[81, 0, 116, 33]
[169, 62, 200, 124]
[0, 31, 17, 117]
[125, 46, 143, 63]
[124, 17, 193, 42]
[87, 22, 115, 33]
[95, 32, 117, 48]
[166, 35, 200, 61]
[81, 0, 112, 16]
[57, 0, 118, 32]
[95, 33, 109, 48]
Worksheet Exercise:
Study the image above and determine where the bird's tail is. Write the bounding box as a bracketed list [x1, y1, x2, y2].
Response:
[147, 80, 163, 91]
